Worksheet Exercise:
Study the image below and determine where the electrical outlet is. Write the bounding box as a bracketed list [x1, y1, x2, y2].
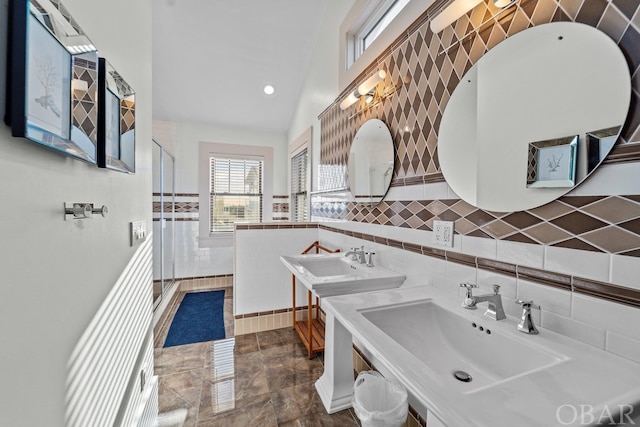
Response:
[433, 220, 454, 247]
[130, 220, 147, 246]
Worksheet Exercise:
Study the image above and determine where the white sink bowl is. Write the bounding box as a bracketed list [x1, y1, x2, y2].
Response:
[361, 300, 566, 393]
[292, 255, 356, 277]
[280, 253, 405, 297]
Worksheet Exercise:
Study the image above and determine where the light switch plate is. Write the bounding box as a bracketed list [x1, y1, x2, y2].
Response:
[130, 220, 147, 246]
[433, 220, 454, 247]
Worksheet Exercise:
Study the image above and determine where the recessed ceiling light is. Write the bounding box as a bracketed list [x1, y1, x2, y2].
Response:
[263, 84, 275, 95]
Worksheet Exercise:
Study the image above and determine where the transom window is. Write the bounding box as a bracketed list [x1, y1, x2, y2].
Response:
[209, 155, 263, 234]
[352, 0, 411, 65]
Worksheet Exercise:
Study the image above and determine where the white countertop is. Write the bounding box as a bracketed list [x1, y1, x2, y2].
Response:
[323, 285, 640, 427]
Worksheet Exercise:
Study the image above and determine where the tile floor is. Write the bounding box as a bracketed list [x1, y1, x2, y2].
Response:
[154, 288, 360, 426]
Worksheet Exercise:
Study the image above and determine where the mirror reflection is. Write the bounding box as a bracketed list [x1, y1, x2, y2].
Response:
[438, 22, 630, 212]
[348, 119, 394, 207]
[98, 59, 136, 173]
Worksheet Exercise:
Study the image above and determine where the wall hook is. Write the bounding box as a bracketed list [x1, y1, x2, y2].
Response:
[64, 203, 108, 220]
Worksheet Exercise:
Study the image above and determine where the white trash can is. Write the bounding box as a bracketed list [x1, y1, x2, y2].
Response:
[352, 371, 408, 427]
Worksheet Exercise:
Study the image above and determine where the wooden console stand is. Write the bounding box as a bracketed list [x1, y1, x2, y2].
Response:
[292, 241, 340, 359]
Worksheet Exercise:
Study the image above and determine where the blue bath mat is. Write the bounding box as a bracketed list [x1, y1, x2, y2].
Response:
[164, 290, 226, 347]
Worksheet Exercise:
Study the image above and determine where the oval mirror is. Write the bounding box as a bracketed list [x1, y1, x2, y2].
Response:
[438, 22, 631, 212]
[348, 119, 394, 207]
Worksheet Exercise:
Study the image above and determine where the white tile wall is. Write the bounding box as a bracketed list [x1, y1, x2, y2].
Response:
[496, 240, 544, 269]
[460, 235, 497, 259]
[610, 254, 640, 290]
[445, 262, 477, 290]
[175, 221, 233, 278]
[516, 279, 572, 318]
[545, 246, 610, 282]
[605, 332, 640, 364]
[572, 294, 640, 342]
[540, 311, 606, 349]
[234, 227, 318, 315]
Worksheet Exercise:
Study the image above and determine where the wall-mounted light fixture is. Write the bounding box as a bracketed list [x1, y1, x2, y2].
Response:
[430, 0, 517, 34]
[430, 0, 482, 34]
[436, 0, 520, 55]
[339, 70, 386, 110]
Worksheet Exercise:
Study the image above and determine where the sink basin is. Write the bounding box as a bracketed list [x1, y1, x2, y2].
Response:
[361, 300, 566, 393]
[293, 256, 356, 277]
[280, 253, 405, 297]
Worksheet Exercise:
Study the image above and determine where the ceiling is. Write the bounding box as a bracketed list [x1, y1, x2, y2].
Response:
[152, 0, 329, 134]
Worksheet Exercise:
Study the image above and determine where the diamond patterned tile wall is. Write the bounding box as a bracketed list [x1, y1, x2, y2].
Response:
[316, 0, 640, 257]
[72, 57, 97, 144]
[345, 196, 640, 257]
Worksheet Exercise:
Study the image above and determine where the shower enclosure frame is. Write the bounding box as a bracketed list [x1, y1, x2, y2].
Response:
[153, 139, 176, 311]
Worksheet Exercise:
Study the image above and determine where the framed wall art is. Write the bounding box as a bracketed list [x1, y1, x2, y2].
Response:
[5, 0, 98, 163]
[97, 58, 135, 173]
[526, 135, 578, 188]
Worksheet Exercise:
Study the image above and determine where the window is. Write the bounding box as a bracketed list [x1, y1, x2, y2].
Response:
[209, 155, 263, 233]
[290, 148, 308, 221]
[340, 0, 427, 89]
[352, 0, 411, 66]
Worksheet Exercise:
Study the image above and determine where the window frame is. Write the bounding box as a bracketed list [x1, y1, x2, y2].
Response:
[289, 127, 311, 222]
[339, 0, 436, 90]
[353, 0, 411, 62]
[208, 154, 264, 234]
[290, 146, 309, 222]
[198, 142, 273, 247]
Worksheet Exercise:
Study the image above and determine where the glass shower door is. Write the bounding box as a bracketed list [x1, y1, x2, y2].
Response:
[152, 140, 175, 310]
[162, 150, 175, 294]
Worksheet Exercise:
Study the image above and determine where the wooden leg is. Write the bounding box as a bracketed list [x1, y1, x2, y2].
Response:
[307, 290, 313, 359]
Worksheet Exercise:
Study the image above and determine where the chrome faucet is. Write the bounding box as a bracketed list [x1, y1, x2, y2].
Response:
[344, 246, 366, 263]
[460, 284, 506, 321]
[515, 300, 540, 334]
[344, 247, 358, 260]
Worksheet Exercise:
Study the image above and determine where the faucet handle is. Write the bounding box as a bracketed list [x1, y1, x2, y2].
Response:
[492, 284, 501, 295]
[460, 283, 478, 298]
[365, 252, 375, 267]
[515, 299, 540, 310]
[515, 300, 540, 334]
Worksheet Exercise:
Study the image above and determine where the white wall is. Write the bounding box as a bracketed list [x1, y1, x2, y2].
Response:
[0, 0, 153, 425]
[154, 120, 287, 195]
[152, 120, 288, 277]
[234, 227, 319, 315]
[287, 0, 355, 192]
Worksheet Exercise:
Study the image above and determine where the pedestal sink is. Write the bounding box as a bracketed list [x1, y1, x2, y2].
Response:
[280, 252, 405, 297]
[316, 285, 640, 426]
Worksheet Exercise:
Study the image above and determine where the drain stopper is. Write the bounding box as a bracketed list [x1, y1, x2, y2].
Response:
[453, 370, 473, 382]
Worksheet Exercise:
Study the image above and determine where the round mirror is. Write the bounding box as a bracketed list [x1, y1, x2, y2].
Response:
[348, 119, 394, 207]
[438, 22, 631, 212]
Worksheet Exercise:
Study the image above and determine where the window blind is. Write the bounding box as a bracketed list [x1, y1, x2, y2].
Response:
[290, 148, 308, 222]
[209, 156, 263, 233]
